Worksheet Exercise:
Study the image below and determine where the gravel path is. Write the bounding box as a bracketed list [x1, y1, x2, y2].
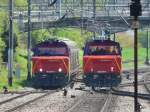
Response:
[0, 93, 46, 112]
[66, 92, 108, 112]
[13, 83, 85, 112]
[0, 94, 19, 103]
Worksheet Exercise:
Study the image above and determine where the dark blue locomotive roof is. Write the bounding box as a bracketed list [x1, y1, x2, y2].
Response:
[32, 38, 78, 50]
[32, 38, 79, 56]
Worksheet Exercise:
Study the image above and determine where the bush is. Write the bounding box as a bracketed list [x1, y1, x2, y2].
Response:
[0, 0, 27, 6]
[0, 12, 19, 62]
[115, 32, 142, 48]
[0, 38, 6, 63]
[31, 28, 92, 49]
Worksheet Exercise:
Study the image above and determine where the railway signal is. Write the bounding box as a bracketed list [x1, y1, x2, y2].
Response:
[130, 0, 142, 112]
[93, 0, 96, 39]
[130, 0, 142, 17]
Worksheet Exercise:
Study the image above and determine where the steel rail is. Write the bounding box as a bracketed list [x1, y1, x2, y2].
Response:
[143, 75, 150, 93]
[112, 88, 150, 100]
[0, 92, 31, 105]
[119, 80, 150, 87]
[4, 90, 57, 112]
[65, 98, 83, 112]
[0, 90, 52, 105]
[99, 91, 113, 112]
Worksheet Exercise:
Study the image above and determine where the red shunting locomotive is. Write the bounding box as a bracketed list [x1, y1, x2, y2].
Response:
[32, 39, 80, 87]
[83, 39, 122, 87]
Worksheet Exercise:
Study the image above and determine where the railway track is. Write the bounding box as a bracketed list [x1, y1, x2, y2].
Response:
[64, 67, 150, 112]
[112, 68, 150, 101]
[65, 89, 114, 112]
[0, 92, 32, 105]
[66, 67, 150, 112]
[99, 91, 114, 112]
[0, 67, 148, 112]
[0, 90, 58, 112]
[0, 90, 52, 105]
[121, 67, 150, 87]
[119, 80, 150, 87]
[0, 68, 82, 112]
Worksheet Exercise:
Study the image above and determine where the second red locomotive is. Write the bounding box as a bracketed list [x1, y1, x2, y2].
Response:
[83, 39, 122, 87]
[32, 39, 80, 87]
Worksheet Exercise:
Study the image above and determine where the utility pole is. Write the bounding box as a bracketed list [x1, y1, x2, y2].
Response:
[8, 0, 14, 86]
[93, 0, 96, 39]
[56, 0, 61, 19]
[27, 0, 31, 80]
[130, 0, 142, 112]
[113, 0, 116, 10]
[145, 29, 150, 65]
[81, 0, 83, 35]
[113, 33, 116, 41]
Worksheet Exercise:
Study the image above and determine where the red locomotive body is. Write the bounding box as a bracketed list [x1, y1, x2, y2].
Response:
[83, 39, 122, 87]
[32, 39, 79, 87]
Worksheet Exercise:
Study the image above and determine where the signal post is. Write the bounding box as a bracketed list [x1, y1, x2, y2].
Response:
[130, 0, 142, 112]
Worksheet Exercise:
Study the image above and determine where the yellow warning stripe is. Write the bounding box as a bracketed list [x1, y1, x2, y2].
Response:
[61, 58, 69, 74]
[83, 57, 92, 71]
[32, 60, 40, 73]
[61, 58, 70, 81]
[114, 57, 121, 72]
[84, 56, 121, 73]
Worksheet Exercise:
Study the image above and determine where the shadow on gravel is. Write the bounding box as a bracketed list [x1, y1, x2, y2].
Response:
[18, 79, 34, 88]
[18, 79, 60, 90]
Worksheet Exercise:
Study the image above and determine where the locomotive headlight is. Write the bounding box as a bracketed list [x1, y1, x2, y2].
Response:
[39, 68, 43, 72]
[110, 67, 114, 72]
[58, 68, 62, 72]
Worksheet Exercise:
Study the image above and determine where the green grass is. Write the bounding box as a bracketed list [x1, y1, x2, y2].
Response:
[0, 68, 27, 91]
[0, 47, 30, 91]
[79, 50, 83, 67]
[0, 0, 27, 6]
[122, 48, 148, 69]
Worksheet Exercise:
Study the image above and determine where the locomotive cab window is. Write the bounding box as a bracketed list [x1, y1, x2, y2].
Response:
[86, 45, 120, 55]
[33, 47, 68, 56]
[84, 40, 121, 56]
